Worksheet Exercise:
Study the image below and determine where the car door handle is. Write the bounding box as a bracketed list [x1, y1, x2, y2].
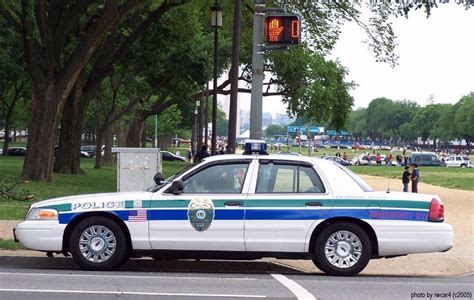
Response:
[305, 201, 322, 207]
[224, 201, 243, 207]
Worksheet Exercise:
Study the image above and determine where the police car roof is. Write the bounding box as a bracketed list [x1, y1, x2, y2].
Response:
[200, 153, 326, 164]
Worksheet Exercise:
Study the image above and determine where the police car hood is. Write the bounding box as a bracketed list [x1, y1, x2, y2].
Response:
[31, 191, 152, 209]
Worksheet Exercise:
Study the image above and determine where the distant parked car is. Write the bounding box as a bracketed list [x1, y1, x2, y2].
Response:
[54, 145, 90, 158]
[161, 151, 186, 162]
[444, 155, 471, 168]
[6, 147, 27, 156]
[351, 153, 397, 166]
[323, 156, 350, 166]
[80, 145, 105, 158]
[408, 153, 442, 167]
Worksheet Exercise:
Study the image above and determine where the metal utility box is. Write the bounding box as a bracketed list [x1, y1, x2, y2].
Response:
[112, 148, 161, 192]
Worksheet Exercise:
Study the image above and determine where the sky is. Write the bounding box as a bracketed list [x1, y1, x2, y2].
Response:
[233, 2, 474, 117]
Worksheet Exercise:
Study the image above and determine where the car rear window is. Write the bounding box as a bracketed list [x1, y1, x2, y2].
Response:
[333, 163, 373, 192]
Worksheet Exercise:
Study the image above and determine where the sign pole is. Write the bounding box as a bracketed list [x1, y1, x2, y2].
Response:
[249, 0, 265, 140]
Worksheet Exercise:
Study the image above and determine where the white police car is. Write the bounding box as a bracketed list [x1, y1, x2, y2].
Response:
[14, 141, 453, 276]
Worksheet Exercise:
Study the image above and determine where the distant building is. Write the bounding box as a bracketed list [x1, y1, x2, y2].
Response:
[240, 110, 250, 132]
[262, 112, 273, 127]
[275, 113, 292, 125]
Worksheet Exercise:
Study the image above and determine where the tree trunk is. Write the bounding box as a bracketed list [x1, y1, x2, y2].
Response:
[54, 73, 90, 174]
[116, 125, 127, 147]
[103, 126, 114, 166]
[141, 125, 147, 148]
[53, 87, 88, 174]
[94, 130, 104, 169]
[126, 115, 145, 147]
[21, 91, 62, 182]
[2, 110, 13, 156]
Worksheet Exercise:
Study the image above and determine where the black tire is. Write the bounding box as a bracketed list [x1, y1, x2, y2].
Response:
[70, 216, 129, 271]
[312, 222, 371, 276]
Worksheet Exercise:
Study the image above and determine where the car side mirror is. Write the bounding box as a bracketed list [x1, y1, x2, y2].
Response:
[170, 180, 184, 195]
[153, 172, 165, 185]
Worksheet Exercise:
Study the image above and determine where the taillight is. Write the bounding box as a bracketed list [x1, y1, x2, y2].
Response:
[429, 197, 444, 222]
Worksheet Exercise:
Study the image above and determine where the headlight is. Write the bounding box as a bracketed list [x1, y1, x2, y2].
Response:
[26, 208, 58, 220]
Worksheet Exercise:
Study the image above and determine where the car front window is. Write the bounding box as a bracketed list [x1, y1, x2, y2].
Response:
[182, 162, 250, 194]
[256, 162, 325, 193]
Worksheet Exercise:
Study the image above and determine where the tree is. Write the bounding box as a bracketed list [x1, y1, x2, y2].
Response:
[366, 98, 394, 142]
[453, 94, 474, 152]
[411, 104, 447, 146]
[0, 0, 185, 181]
[265, 124, 287, 138]
[1, 0, 454, 180]
[123, 3, 214, 147]
[264, 46, 355, 129]
[0, 18, 29, 155]
[346, 108, 367, 142]
[53, 1, 187, 175]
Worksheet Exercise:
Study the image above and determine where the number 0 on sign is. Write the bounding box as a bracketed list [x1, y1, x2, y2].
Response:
[265, 15, 301, 45]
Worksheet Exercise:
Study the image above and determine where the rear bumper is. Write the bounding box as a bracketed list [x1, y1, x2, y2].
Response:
[372, 221, 454, 257]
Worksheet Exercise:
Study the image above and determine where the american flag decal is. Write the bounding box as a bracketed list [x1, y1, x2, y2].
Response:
[128, 210, 147, 222]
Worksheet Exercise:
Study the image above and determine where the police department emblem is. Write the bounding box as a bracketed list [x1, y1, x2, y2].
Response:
[188, 198, 214, 232]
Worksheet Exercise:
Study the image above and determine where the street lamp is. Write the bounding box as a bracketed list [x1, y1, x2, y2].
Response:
[211, 0, 222, 155]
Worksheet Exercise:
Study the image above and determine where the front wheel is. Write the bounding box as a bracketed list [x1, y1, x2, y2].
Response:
[312, 222, 371, 276]
[70, 216, 129, 271]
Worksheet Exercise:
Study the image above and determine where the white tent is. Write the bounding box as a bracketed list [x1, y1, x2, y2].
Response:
[238, 130, 250, 139]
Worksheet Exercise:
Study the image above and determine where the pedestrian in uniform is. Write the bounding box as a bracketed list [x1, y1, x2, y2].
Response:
[410, 163, 419, 193]
[402, 166, 410, 192]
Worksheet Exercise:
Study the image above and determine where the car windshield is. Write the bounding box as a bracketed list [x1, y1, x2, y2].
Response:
[333, 162, 373, 192]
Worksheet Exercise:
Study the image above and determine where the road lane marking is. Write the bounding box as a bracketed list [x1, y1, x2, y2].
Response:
[0, 289, 266, 298]
[271, 273, 316, 300]
[0, 271, 255, 281]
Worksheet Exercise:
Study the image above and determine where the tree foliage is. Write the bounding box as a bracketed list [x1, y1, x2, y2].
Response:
[265, 124, 287, 138]
[269, 46, 355, 129]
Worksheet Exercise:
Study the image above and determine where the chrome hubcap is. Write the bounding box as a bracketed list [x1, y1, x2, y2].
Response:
[325, 230, 362, 269]
[79, 225, 116, 263]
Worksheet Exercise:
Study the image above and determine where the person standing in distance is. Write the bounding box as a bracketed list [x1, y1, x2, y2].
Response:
[410, 163, 419, 193]
[402, 166, 411, 192]
[194, 145, 210, 162]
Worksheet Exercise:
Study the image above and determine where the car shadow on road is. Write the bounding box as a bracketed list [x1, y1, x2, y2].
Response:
[0, 256, 308, 275]
[0, 256, 463, 278]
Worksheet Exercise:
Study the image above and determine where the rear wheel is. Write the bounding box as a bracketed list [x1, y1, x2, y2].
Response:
[312, 222, 371, 276]
[70, 216, 128, 271]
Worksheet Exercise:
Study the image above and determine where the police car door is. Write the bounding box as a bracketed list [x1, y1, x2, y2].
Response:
[244, 159, 333, 252]
[148, 159, 254, 251]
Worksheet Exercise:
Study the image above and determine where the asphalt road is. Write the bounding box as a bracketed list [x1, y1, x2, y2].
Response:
[0, 256, 472, 300]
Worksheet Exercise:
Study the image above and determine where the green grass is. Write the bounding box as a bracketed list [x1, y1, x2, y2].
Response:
[348, 165, 474, 191]
[0, 156, 189, 219]
[0, 238, 23, 250]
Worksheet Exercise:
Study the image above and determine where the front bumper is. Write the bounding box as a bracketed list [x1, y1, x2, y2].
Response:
[13, 228, 18, 242]
[14, 220, 66, 251]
